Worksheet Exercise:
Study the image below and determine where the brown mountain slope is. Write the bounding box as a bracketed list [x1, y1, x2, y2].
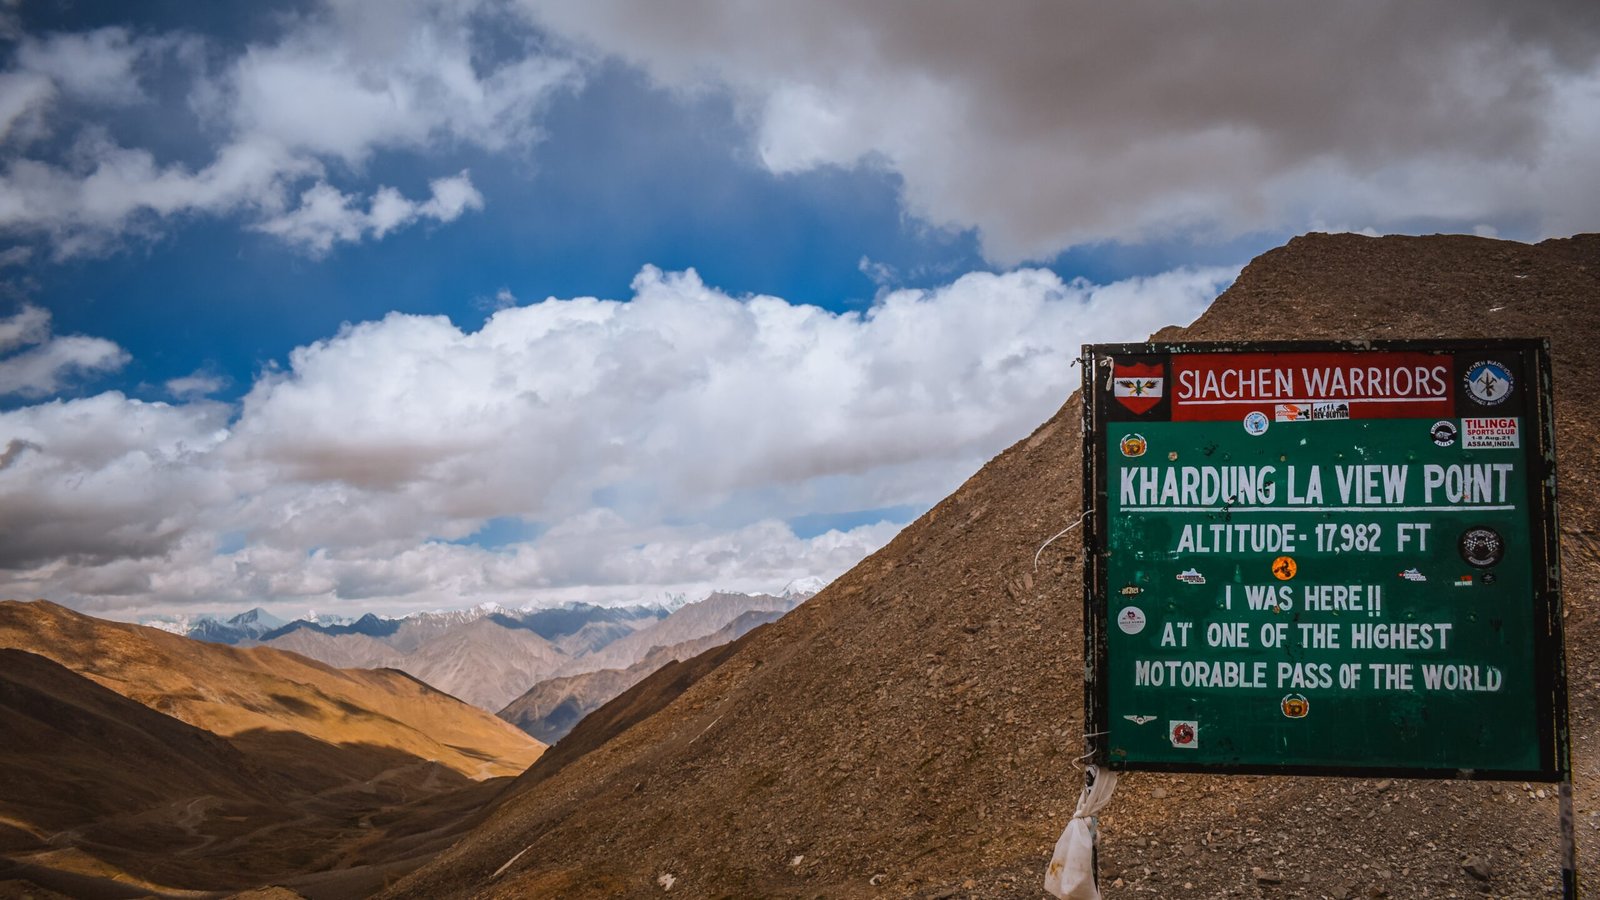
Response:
[0, 648, 271, 837]
[0, 600, 545, 785]
[0, 602, 549, 895]
[506, 634, 755, 802]
[390, 232, 1600, 899]
[0, 648, 297, 894]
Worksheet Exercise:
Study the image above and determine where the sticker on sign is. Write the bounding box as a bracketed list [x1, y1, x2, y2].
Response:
[1461, 417, 1519, 449]
[1169, 720, 1199, 749]
[1275, 401, 1352, 422]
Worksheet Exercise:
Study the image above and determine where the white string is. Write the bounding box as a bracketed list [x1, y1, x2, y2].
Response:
[1034, 507, 1092, 571]
[1070, 730, 1109, 770]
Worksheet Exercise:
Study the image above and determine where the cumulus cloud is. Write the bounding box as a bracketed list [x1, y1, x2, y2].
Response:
[0, 263, 1233, 616]
[0, 304, 128, 397]
[0, 1, 574, 256]
[0, 391, 231, 568]
[526, 1, 1600, 261]
[226, 263, 1230, 529]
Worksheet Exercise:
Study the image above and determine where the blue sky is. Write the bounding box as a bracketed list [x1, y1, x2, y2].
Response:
[1, 1, 1595, 620]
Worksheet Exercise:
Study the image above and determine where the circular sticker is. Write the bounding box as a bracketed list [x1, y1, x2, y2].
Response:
[1459, 526, 1505, 568]
[1463, 360, 1514, 406]
[1170, 721, 1197, 747]
[1116, 606, 1148, 635]
[1430, 420, 1458, 447]
[1272, 556, 1298, 581]
[1120, 433, 1147, 458]
[1281, 693, 1310, 719]
[1243, 411, 1270, 436]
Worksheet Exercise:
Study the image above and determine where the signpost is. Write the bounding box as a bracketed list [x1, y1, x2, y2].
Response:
[1080, 339, 1572, 885]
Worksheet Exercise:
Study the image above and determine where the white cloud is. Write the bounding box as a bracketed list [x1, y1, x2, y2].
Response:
[526, 1, 1600, 261]
[0, 304, 49, 352]
[0, 1, 574, 256]
[0, 262, 1233, 616]
[226, 2, 573, 162]
[15, 27, 148, 105]
[0, 71, 53, 143]
[165, 371, 227, 399]
[251, 169, 480, 253]
[0, 392, 231, 569]
[0, 245, 33, 268]
[0, 29, 152, 148]
[4, 2, 1597, 262]
[225, 263, 1230, 529]
[254, 171, 483, 254]
[0, 133, 319, 257]
[0, 304, 129, 397]
[0, 335, 129, 397]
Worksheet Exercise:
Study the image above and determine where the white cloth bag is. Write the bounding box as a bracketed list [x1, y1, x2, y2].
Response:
[1043, 766, 1118, 899]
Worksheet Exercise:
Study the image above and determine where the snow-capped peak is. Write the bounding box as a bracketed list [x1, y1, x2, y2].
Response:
[141, 617, 193, 635]
[780, 576, 828, 599]
[658, 592, 693, 612]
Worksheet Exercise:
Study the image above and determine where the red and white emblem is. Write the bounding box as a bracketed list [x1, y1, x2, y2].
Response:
[1113, 362, 1164, 414]
[1169, 719, 1198, 748]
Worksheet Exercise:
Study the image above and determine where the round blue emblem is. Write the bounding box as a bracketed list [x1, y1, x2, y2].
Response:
[1463, 360, 1513, 406]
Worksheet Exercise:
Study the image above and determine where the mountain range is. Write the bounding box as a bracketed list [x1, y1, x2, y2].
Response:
[141, 584, 821, 717]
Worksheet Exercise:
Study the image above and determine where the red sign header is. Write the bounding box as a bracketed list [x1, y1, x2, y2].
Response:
[1170, 352, 1453, 421]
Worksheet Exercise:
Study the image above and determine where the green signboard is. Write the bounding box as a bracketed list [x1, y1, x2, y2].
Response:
[1082, 340, 1568, 779]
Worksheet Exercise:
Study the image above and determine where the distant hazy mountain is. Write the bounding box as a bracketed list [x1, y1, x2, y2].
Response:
[499, 607, 789, 744]
[553, 590, 807, 678]
[496, 585, 825, 744]
[401, 618, 569, 711]
[513, 603, 666, 641]
[255, 602, 664, 647]
[144, 606, 288, 644]
[264, 626, 404, 670]
[144, 586, 821, 723]
[261, 610, 401, 642]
